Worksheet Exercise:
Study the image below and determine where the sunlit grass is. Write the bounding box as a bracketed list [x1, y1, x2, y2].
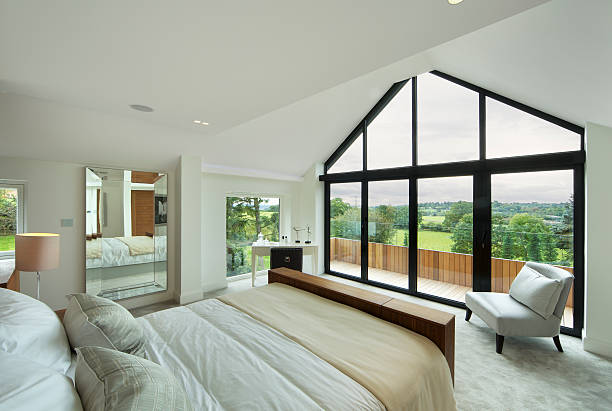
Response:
[0, 235, 15, 252]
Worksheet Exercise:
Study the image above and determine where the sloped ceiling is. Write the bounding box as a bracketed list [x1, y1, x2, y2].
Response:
[0, 0, 545, 173]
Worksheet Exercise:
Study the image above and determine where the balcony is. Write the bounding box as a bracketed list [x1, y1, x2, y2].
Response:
[330, 237, 573, 328]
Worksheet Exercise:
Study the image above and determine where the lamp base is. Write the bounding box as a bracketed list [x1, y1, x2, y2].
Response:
[36, 271, 40, 300]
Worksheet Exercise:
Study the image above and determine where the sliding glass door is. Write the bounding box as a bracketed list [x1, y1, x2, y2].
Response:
[329, 183, 361, 278]
[417, 176, 473, 302]
[491, 170, 575, 328]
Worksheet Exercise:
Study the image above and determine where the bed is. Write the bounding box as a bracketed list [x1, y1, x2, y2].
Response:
[85, 235, 167, 269]
[138, 268, 456, 410]
[3, 267, 456, 410]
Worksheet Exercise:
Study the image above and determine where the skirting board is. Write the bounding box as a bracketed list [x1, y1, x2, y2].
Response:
[584, 335, 612, 359]
[179, 289, 205, 305]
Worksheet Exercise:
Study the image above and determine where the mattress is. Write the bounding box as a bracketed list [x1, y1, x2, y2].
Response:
[86, 236, 167, 269]
[139, 298, 384, 410]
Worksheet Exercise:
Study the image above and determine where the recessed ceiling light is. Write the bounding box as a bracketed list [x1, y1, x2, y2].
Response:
[129, 104, 154, 112]
[193, 120, 209, 126]
[448, 0, 464, 4]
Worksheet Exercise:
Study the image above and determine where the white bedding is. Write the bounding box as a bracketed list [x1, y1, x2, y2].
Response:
[138, 299, 385, 411]
[86, 236, 167, 269]
[0, 258, 15, 284]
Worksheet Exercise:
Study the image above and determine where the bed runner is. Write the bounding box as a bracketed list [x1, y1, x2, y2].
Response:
[218, 283, 456, 411]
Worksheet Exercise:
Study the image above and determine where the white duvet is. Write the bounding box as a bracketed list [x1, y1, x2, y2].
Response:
[138, 299, 385, 411]
[86, 236, 167, 269]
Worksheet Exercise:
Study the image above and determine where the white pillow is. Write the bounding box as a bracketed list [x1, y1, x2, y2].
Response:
[509, 265, 562, 318]
[0, 350, 83, 411]
[0, 287, 72, 374]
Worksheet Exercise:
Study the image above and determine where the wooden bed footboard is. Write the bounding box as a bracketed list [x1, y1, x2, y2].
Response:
[268, 267, 455, 383]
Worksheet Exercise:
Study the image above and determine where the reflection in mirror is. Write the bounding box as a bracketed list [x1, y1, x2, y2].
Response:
[85, 168, 167, 300]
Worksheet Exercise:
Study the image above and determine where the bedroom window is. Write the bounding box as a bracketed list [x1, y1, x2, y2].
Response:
[226, 196, 280, 277]
[322, 70, 584, 337]
[0, 182, 24, 259]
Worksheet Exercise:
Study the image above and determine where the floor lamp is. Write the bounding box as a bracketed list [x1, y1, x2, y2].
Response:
[15, 233, 60, 300]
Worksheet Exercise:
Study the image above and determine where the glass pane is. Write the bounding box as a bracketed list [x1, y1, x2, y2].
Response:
[226, 197, 280, 277]
[0, 188, 18, 252]
[367, 180, 409, 288]
[328, 133, 363, 173]
[330, 183, 361, 278]
[417, 73, 479, 164]
[491, 170, 574, 328]
[418, 176, 473, 302]
[486, 98, 581, 158]
[367, 82, 412, 169]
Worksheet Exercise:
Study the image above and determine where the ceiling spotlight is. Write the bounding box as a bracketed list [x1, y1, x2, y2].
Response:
[193, 120, 209, 126]
[129, 104, 154, 112]
[448, 0, 464, 4]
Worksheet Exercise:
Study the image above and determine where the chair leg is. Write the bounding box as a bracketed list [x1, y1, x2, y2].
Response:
[496, 334, 504, 354]
[553, 335, 564, 352]
[465, 308, 472, 321]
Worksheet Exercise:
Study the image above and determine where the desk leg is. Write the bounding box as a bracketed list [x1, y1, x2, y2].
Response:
[251, 251, 256, 287]
[313, 249, 318, 275]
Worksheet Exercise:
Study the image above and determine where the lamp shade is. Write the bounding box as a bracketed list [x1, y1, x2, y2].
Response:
[15, 233, 60, 272]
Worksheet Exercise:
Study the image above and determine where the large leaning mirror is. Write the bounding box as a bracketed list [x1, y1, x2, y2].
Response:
[85, 167, 168, 300]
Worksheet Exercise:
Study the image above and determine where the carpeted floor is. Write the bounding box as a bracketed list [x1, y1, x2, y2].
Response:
[131, 273, 612, 410]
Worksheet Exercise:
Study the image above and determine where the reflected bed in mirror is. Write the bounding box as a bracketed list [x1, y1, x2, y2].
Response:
[85, 167, 167, 300]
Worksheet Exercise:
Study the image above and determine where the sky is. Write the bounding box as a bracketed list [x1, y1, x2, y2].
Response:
[328, 73, 578, 204]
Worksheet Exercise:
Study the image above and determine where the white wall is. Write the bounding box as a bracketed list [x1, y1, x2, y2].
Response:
[0, 156, 177, 310]
[584, 122, 612, 357]
[291, 163, 325, 274]
[178, 156, 203, 304]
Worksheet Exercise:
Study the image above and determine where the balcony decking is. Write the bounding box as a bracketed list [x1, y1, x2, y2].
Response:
[330, 260, 573, 328]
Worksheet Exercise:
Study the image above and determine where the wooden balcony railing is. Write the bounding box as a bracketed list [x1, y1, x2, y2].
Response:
[330, 237, 573, 308]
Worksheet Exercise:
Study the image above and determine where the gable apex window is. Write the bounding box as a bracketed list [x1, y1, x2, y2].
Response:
[321, 70, 585, 338]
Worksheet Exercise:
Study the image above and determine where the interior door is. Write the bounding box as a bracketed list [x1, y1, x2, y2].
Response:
[131, 190, 154, 236]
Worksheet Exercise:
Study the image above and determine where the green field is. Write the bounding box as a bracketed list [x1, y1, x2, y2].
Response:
[0, 235, 14, 252]
[421, 215, 445, 224]
[386, 229, 453, 252]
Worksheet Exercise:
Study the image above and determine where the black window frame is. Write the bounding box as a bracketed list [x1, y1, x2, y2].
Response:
[321, 70, 585, 337]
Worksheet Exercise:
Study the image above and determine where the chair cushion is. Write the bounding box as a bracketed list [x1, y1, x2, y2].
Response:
[63, 294, 146, 357]
[75, 346, 192, 411]
[509, 265, 562, 318]
[465, 292, 560, 337]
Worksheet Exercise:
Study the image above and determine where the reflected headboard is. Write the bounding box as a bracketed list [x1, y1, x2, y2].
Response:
[0, 269, 20, 291]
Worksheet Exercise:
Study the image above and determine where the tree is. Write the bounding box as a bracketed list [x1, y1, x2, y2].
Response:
[451, 214, 473, 254]
[403, 232, 409, 246]
[443, 201, 472, 232]
[508, 213, 550, 262]
[0, 189, 17, 235]
[501, 230, 514, 259]
[330, 197, 350, 219]
[369, 205, 395, 244]
[527, 233, 540, 262]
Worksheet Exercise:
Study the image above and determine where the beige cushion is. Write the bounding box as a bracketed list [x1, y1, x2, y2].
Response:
[75, 346, 192, 411]
[63, 294, 145, 357]
[509, 265, 562, 319]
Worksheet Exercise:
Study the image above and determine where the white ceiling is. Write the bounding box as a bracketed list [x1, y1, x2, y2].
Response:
[2, 0, 581, 177]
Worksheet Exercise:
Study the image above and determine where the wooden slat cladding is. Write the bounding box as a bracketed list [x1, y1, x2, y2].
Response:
[131, 190, 154, 236]
[268, 267, 455, 383]
[330, 237, 574, 307]
[131, 171, 161, 184]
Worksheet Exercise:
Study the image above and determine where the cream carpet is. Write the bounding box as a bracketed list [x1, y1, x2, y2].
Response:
[132, 273, 612, 410]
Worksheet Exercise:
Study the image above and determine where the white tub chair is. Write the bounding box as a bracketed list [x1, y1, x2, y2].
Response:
[465, 262, 574, 354]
